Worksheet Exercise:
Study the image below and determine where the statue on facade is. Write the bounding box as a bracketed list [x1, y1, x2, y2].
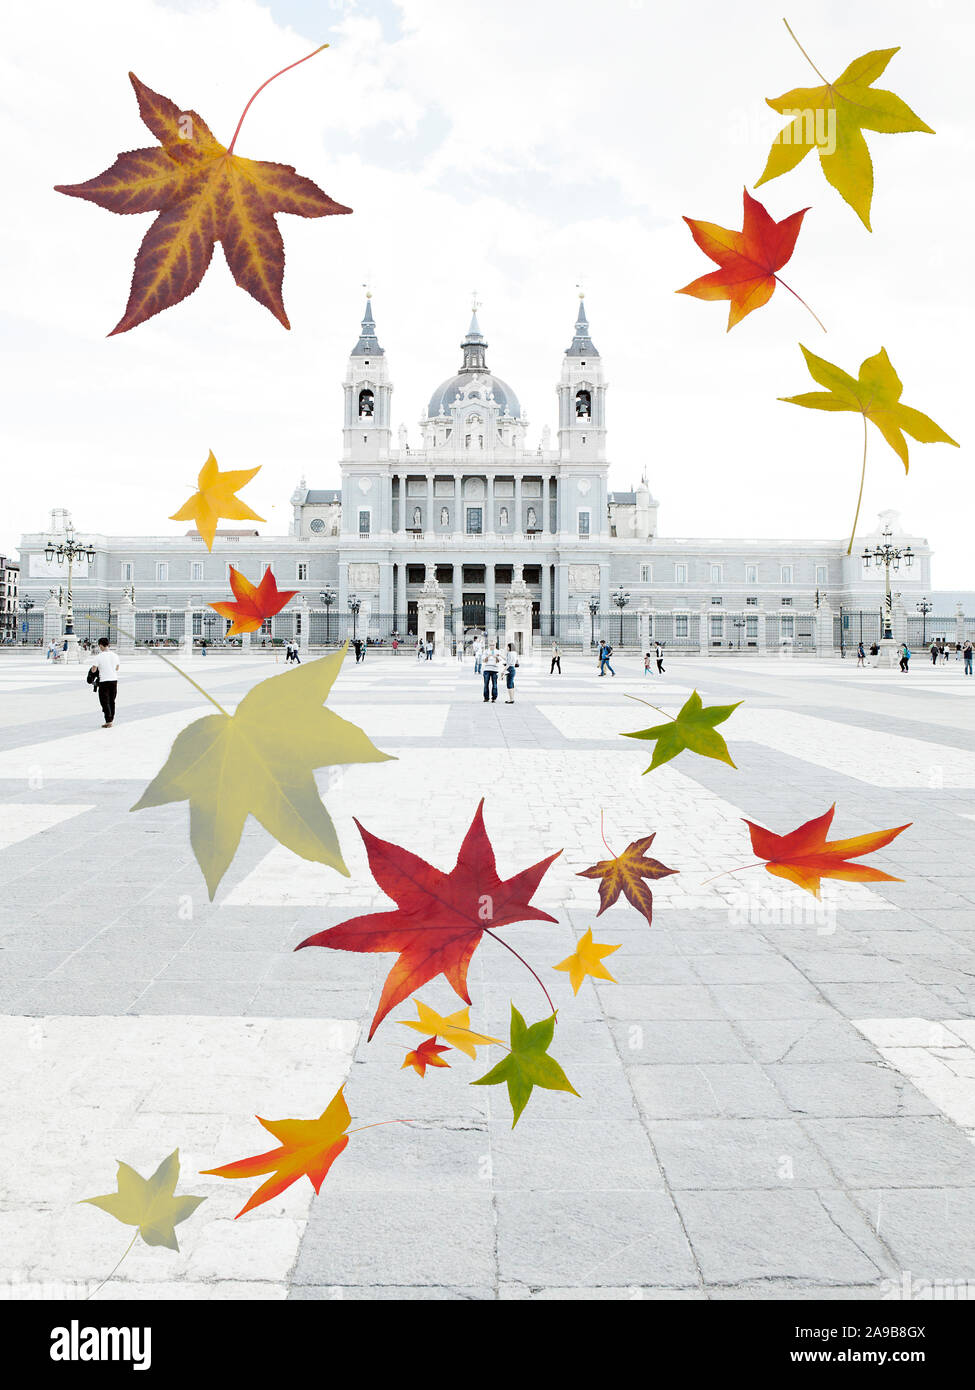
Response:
[440, 506, 449, 527]
[412, 506, 422, 528]
[499, 506, 508, 527]
[526, 506, 537, 531]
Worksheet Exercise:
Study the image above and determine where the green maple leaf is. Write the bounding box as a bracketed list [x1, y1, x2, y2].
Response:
[81, 1149, 205, 1251]
[131, 647, 394, 899]
[781, 344, 958, 551]
[471, 1004, 578, 1127]
[621, 690, 742, 773]
[755, 43, 933, 229]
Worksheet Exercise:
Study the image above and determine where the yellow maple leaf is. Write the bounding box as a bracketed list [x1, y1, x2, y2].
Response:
[131, 646, 394, 899]
[400, 999, 502, 1059]
[170, 450, 266, 551]
[553, 928, 621, 995]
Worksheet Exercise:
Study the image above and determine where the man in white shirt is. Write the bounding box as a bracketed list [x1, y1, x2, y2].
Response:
[481, 644, 501, 703]
[90, 637, 120, 727]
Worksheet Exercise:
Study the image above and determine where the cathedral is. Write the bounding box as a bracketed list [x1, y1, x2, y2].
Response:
[18, 297, 933, 653]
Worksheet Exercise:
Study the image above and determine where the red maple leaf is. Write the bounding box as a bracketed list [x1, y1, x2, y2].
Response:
[297, 800, 562, 1039]
[677, 187, 811, 330]
[401, 1037, 451, 1077]
[209, 565, 298, 636]
[742, 804, 911, 898]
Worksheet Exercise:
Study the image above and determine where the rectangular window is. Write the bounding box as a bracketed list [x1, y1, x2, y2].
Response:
[192, 612, 202, 636]
[782, 615, 795, 638]
[710, 615, 723, 638]
[358, 510, 370, 535]
[710, 563, 722, 583]
[675, 614, 688, 637]
[155, 562, 168, 582]
[191, 562, 204, 581]
[674, 563, 687, 584]
[816, 564, 828, 586]
[153, 612, 168, 636]
[781, 597, 793, 606]
[466, 507, 483, 535]
[745, 595, 758, 605]
[781, 565, 794, 584]
[745, 564, 757, 584]
[746, 615, 758, 640]
[120, 562, 133, 582]
[578, 510, 590, 537]
[640, 564, 653, 583]
[297, 563, 308, 581]
[711, 596, 722, 606]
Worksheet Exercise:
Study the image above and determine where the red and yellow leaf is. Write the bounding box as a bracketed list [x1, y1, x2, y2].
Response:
[742, 804, 911, 898]
[401, 1036, 451, 1077]
[210, 566, 298, 635]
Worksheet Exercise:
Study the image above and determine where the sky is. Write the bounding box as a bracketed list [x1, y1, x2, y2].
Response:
[1, 0, 972, 584]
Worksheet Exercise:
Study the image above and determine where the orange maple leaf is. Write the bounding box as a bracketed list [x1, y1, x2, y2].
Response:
[201, 1085, 351, 1218]
[677, 187, 815, 331]
[169, 450, 265, 551]
[54, 47, 351, 334]
[401, 1036, 452, 1077]
[210, 566, 298, 636]
[577, 832, 678, 928]
[742, 804, 911, 898]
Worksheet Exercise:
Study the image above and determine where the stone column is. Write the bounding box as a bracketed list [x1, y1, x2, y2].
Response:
[505, 569, 534, 660]
[379, 561, 393, 619]
[756, 602, 768, 656]
[395, 564, 407, 638]
[547, 476, 556, 534]
[956, 602, 966, 648]
[514, 475, 523, 534]
[425, 474, 433, 535]
[598, 562, 610, 617]
[816, 599, 833, 658]
[454, 476, 462, 535]
[43, 593, 62, 644]
[486, 475, 495, 535]
[699, 601, 710, 655]
[116, 593, 135, 652]
[540, 560, 552, 638]
[485, 562, 496, 639]
[638, 606, 650, 652]
[417, 575, 446, 660]
[299, 596, 310, 655]
[452, 566, 462, 644]
[891, 592, 907, 645]
[182, 599, 193, 659]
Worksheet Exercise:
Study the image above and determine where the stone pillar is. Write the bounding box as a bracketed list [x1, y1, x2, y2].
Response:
[485, 562, 496, 639]
[452, 567, 462, 643]
[598, 562, 610, 616]
[454, 476, 462, 535]
[816, 599, 833, 658]
[395, 564, 407, 638]
[379, 561, 393, 618]
[417, 575, 446, 660]
[698, 602, 709, 655]
[505, 568, 534, 660]
[182, 599, 193, 659]
[299, 596, 310, 654]
[486, 475, 495, 534]
[755, 602, 767, 656]
[956, 602, 966, 648]
[43, 592, 62, 643]
[116, 594, 136, 652]
[540, 560, 552, 637]
[515, 475, 523, 534]
[425, 474, 433, 535]
[891, 592, 907, 645]
[638, 606, 650, 652]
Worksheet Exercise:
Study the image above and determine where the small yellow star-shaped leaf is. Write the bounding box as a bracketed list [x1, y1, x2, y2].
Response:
[553, 928, 621, 995]
[169, 450, 266, 551]
[400, 998, 502, 1059]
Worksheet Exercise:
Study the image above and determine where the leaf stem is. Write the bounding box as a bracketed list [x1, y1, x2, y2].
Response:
[599, 808, 618, 860]
[347, 1119, 415, 1134]
[483, 929, 557, 1016]
[847, 412, 869, 554]
[775, 275, 827, 333]
[86, 1231, 138, 1301]
[624, 694, 676, 721]
[76, 610, 229, 715]
[227, 43, 330, 155]
[699, 861, 766, 887]
[782, 18, 828, 84]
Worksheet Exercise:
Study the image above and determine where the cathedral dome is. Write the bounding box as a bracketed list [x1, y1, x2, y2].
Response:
[427, 310, 521, 419]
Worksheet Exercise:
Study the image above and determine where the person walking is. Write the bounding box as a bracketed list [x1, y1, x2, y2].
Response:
[899, 642, 911, 673]
[90, 637, 119, 727]
[392, 636, 399, 655]
[598, 640, 615, 677]
[550, 642, 561, 675]
[504, 643, 519, 703]
[964, 640, 973, 676]
[644, 651, 652, 675]
[416, 637, 424, 660]
[655, 642, 665, 675]
[482, 643, 501, 703]
[930, 640, 939, 666]
[856, 640, 865, 667]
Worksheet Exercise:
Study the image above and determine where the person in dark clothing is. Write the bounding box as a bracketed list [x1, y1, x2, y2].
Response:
[90, 637, 119, 727]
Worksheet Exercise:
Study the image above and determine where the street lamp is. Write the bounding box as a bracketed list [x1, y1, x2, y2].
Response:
[731, 616, 745, 650]
[862, 526, 913, 659]
[43, 528, 96, 658]
[347, 591, 361, 642]
[320, 586, 336, 646]
[203, 611, 218, 646]
[916, 597, 933, 646]
[612, 585, 631, 647]
[587, 594, 599, 648]
[19, 595, 34, 644]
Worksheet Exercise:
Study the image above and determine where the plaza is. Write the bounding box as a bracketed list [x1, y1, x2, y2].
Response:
[1, 645, 974, 1299]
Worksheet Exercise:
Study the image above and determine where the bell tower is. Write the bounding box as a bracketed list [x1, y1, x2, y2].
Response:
[557, 296, 606, 462]
[343, 294, 392, 460]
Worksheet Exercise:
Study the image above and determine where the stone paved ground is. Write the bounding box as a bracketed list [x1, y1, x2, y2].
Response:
[1, 646, 974, 1301]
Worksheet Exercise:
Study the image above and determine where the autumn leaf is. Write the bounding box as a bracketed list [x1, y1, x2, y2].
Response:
[781, 344, 958, 551]
[622, 691, 742, 773]
[131, 646, 394, 899]
[210, 565, 298, 636]
[677, 188, 817, 331]
[297, 800, 562, 1040]
[553, 928, 621, 996]
[577, 830, 678, 927]
[54, 48, 351, 334]
[170, 451, 266, 552]
[471, 1005, 578, 1127]
[201, 1086, 352, 1217]
[400, 999, 502, 1059]
[742, 803, 911, 898]
[755, 24, 933, 229]
[402, 1036, 452, 1077]
[81, 1149, 204, 1251]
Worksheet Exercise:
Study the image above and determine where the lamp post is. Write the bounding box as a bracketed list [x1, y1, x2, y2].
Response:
[612, 585, 631, 647]
[347, 591, 361, 642]
[320, 586, 336, 646]
[916, 597, 933, 647]
[203, 611, 218, 647]
[587, 594, 599, 648]
[19, 595, 34, 644]
[44, 528, 95, 661]
[731, 616, 745, 650]
[862, 526, 913, 666]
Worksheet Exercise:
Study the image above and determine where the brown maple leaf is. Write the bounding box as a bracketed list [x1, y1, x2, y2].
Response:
[54, 48, 351, 334]
[297, 800, 562, 1039]
[577, 832, 678, 927]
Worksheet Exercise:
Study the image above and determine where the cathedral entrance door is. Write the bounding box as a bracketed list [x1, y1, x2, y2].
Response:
[462, 592, 485, 627]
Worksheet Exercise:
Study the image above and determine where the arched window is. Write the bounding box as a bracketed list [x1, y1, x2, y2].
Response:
[575, 389, 591, 419]
[358, 389, 375, 418]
